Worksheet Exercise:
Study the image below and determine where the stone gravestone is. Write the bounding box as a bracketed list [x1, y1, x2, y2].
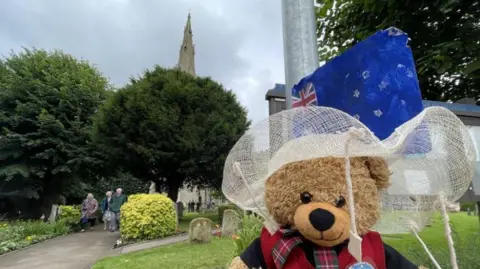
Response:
[467, 208, 472, 216]
[148, 181, 157, 194]
[172, 201, 179, 229]
[176, 201, 185, 218]
[476, 203, 479, 216]
[221, 209, 240, 238]
[48, 204, 59, 223]
[189, 217, 213, 243]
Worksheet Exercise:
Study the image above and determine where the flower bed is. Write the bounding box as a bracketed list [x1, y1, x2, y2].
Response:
[0, 220, 70, 255]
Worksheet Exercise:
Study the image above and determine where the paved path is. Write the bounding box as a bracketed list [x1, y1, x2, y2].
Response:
[0, 226, 121, 269]
[120, 228, 220, 254]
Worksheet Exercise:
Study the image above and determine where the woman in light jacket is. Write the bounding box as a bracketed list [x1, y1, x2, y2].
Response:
[80, 193, 99, 232]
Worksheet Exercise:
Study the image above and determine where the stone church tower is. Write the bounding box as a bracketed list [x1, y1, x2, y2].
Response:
[177, 12, 196, 76]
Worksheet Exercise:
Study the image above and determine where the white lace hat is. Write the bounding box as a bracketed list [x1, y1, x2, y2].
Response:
[222, 106, 476, 234]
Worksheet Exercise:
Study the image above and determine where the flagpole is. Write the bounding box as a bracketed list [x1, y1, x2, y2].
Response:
[281, 0, 319, 109]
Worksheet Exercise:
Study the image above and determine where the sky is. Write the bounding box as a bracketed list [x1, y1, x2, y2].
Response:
[0, 0, 285, 123]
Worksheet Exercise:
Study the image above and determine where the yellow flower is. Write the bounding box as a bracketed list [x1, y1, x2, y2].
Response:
[231, 234, 240, 240]
[215, 224, 220, 228]
[26, 236, 32, 241]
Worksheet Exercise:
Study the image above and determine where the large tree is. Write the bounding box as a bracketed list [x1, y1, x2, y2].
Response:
[316, 0, 479, 103]
[0, 48, 111, 217]
[92, 67, 250, 202]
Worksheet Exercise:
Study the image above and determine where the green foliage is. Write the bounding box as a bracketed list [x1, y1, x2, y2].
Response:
[92, 67, 250, 201]
[58, 205, 81, 230]
[217, 204, 238, 225]
[87, 172, 149, 202]
[0, 220, 69, 254]
[211, 189, 226, 201]
[460, 202, 476, 211]
[316, 0, 479, 103]
[120, 194, 177, 240]
[0, 48, 111, 216]
[233, 212, 264, 256]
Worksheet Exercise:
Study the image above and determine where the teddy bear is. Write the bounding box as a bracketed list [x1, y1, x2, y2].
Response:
[228, 154, 427, 269]
[221, 104, 477, 269]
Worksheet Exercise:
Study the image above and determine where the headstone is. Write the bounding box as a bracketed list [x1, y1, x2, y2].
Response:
[176, 201, 185, 218]
[48, 204, 58, 223]
[172, 201, 179, 228]
[446, 202, 460, 213]
[221, 209, 240, 238]
[149, 181, 157, 194]
[476, 203, 479, 216]
[467, 208, 472, 216]
[189, 217, 213, 243]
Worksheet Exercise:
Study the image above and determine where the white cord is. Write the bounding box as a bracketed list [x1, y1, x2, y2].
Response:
[344, 127, 365, 235]
[439, 192, 458, 269]
[233, 162, 278, 233]
[409, 221, 442, 269]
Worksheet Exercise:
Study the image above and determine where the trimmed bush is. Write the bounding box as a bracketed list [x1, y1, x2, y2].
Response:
[460, 202, 476, 211]
[58, 205, 82, 231]
[120, 194, 177, 240]
[217, 204, 238, 225]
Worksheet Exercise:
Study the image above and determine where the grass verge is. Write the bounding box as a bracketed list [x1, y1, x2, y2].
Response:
[93, 212, 479, 269]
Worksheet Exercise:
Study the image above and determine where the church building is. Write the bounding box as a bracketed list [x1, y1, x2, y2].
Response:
[174, 12, 218, 207]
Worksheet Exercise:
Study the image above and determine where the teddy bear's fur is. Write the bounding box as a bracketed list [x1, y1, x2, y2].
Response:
[229, 156, 427, 269]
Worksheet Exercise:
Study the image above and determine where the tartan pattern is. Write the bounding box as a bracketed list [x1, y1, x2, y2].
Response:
[272, 229, 339, 269]
[313, 247, 340, 269]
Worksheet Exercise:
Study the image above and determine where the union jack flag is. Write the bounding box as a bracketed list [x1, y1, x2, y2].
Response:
[292, 83, 317, 108]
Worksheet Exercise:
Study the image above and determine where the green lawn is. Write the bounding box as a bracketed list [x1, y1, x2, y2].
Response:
[94, 238, 235, 269]
[178, 212, 219, 232]
[93, 213, 479, 269]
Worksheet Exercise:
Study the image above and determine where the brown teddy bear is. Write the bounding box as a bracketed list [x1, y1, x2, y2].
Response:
[222, 106, 475, 269]
[228, 156, 426, 269]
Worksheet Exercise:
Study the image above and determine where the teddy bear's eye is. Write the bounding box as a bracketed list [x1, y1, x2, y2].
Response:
[335, 196, 346, 208]
[300, 192, 313, 204]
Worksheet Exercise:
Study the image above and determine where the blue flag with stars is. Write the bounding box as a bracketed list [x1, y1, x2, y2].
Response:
[291, 27, 425, 141]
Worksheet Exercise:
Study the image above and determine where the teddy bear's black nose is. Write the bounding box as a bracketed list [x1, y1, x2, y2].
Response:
[309, 208, 335, 232]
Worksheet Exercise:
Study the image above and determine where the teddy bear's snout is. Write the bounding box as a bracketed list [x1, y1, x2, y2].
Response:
[309, 208, 335, 232]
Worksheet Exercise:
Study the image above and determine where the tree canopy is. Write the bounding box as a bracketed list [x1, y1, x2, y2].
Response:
[316, 0, 479, 103]
[92, 67, 250, 201]
[0, 48, 111, 216]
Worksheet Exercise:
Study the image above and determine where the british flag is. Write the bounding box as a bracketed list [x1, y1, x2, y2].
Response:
[292, 83, 317, 108]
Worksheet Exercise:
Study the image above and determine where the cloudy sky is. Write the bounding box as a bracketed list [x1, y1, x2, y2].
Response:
[0, 0, 285, 123]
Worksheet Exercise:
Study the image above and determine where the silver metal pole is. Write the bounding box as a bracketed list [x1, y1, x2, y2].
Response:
[281, 0, 319, 109]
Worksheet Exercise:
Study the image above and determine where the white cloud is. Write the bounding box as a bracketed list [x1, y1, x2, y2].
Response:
[0, 0, 286, 123]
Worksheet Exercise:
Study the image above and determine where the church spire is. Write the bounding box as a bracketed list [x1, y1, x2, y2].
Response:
[177, 11, 196, 76]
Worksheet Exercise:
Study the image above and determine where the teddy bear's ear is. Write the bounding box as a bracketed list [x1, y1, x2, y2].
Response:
[363, 156, 390, 190]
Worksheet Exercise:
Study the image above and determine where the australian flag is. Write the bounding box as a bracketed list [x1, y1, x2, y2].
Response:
[292, 82, 317, 108]
[291, 27, 428, 151]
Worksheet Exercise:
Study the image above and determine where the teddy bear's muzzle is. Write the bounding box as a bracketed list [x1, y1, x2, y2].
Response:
[309, 208, 335, 232]
[294, 202, 351, 247]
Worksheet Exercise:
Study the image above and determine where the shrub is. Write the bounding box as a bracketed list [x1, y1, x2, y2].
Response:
[233, 212, 264, 256]
[218, 204, 238, 225]
[58, 205, 82, 231]
[0, 220, 69, 254]
[120, 193, 177, 240]
[460, 202, 476, 212]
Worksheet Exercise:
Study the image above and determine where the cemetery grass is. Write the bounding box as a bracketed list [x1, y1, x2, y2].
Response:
[178, 212, 219, 232]
[92, 237, 235, 269]
[93, 212, 479, 269]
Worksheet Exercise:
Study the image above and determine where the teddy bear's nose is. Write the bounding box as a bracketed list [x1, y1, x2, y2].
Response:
[309, 208, 335, 232]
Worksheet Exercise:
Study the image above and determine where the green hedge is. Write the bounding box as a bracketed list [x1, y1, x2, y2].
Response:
[460, 202, 476, 212]
[218, 204, 238, 224]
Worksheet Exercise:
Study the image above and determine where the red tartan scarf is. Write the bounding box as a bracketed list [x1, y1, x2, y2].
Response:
[272, 229, 339, 269]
